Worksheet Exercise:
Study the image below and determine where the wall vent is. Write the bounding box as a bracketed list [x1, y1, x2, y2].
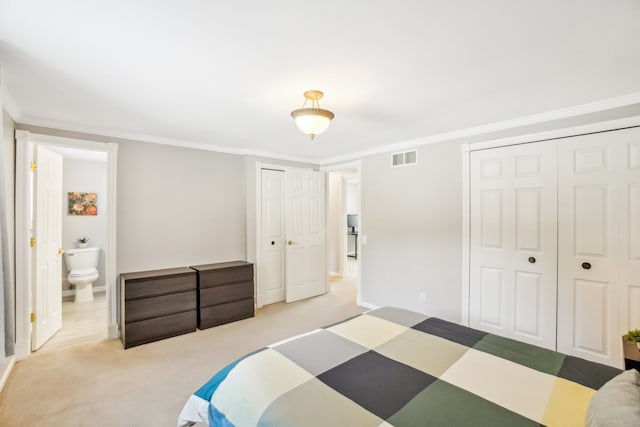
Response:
[391, 150, 418, 167]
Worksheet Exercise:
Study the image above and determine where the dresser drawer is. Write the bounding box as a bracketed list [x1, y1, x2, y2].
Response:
[192, 262, 253, 288]
[199, 281, 253, 307]
[198, 298, 254, 329]
[124, 291, 196, 323]
[124, 273, 196, 300]
[123, 310, 196, 348]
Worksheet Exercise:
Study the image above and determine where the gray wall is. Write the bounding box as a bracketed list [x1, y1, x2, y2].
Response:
[116, 141, 246, 273]
[62, 159, 107, 288]
[360, 140, 463, 322]
[16, 125, 248, 276]
[356, 106, 640, 324]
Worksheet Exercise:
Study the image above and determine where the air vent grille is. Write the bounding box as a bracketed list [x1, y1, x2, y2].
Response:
[392, 150, 418, 167]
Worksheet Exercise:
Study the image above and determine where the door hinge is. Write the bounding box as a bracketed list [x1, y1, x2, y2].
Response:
[30, 237, 36, 247]
[30, 161, 37, 172]
[30, 312, 36, 323]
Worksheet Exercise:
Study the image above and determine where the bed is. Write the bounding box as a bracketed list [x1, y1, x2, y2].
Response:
[178, 307, 626, 427]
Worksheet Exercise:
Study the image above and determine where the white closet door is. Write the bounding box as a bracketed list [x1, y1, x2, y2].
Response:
[260, 169, 286, 305]
[557, 132, 621, 367]
[470, 141, 557, 349]
[619, 127, 640, 332]
[284, 169, 326, 303]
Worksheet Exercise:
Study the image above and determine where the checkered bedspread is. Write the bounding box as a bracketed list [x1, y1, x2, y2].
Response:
[177, 307, 620, 427]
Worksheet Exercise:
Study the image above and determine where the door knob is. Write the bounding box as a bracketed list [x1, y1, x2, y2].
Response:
[58, 248, 65, 255]
[270, 241, 275, 245]
[528, 257, 536, 264]
[287, 240, 293, 245]
[581, 262, 592, 270]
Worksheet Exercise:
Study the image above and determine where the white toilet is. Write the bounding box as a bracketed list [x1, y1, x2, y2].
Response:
[64, 247, 100, 303]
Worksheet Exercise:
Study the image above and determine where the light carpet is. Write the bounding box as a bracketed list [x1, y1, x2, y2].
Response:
[0, 277, 364, 426]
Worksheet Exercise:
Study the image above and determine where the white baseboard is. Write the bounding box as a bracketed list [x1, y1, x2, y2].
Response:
[108, 323, 120, 339]
[357, 299, 380, 310]
[14, 340, 29, 361]
[0, 356, 16, 393]
[62, 285, 106, 297]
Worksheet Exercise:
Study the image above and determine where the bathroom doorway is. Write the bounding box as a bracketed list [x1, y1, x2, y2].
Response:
[39, 146, 109, 352]
[15, 131, 117, 359]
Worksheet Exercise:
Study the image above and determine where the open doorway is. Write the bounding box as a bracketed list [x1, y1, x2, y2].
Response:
[38, 146, 109, 352]
[15, 131, 117, 359]
[324, 161, 361, 305]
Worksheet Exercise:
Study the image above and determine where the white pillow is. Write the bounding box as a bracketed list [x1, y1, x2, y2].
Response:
[586, 369, 640, 427]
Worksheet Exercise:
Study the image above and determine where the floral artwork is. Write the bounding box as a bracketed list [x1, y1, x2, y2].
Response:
[68, 192, 98, 216]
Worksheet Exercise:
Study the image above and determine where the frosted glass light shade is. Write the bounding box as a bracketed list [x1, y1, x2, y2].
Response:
[290, 108, 334, 140]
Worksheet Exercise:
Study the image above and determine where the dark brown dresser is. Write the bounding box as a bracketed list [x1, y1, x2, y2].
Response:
[623, 338, 640, 370]
[190, 261, 254, 329]
[120, 267, 197, 349]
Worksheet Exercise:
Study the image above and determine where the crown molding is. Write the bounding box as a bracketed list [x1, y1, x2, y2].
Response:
[320, 92, 640, 165]
[15, 116, 320, 165]
[10, 91, 640, 167]
[465, 115, 640, 151]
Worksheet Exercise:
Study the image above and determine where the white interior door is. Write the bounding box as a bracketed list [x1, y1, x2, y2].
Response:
[557, 132, 621, 366]
[557, 126, 640, 368]
[32, 145, 63, 350]
[470, 140, 557, 349]
[261, 169, 286, 305]
[285, 169, 326, 303]
[619, 127, 640, 332]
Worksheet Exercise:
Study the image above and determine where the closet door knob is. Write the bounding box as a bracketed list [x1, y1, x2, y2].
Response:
[581, 262, 592, 270]
[270, 241, 275, 245]
[287, 240, 293, 245]
[528, 257, 536, 264]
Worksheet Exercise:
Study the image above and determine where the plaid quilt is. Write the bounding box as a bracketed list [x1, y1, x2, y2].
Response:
[178, 307, 621, 427]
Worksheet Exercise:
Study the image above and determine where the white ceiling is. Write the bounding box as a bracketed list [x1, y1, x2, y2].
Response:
[1, 1, 639, 163]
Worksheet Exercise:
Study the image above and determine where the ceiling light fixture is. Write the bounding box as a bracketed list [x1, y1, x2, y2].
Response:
[290, 90, 335, 140]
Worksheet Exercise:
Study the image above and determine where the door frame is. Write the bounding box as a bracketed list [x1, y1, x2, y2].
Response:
[254, 162, 329, 307]
[460, 115, 640, 326]
[320, 161, 362, 305]
[15, 130, 118, 360]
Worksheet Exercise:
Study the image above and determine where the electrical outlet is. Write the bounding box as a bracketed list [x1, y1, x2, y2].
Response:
[419, 292, 426, 303]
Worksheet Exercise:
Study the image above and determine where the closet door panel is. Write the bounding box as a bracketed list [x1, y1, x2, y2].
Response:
[574, 185, 609, 257]
[480, 190, 505, 249]
[558, 132, 620, 367]
[479, 267, 505, 329]
[619, 130, 640, 332]
[515, 188, 541, 252]
[514, 272, 541, 337]
[573, 279, 609, 354]
[470, 141, 556, 349]
[510, 142, 557, 348]
[471, 150, 510, 335]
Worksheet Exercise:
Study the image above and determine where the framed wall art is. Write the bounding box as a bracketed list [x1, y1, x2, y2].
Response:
[68, 192, 98, 216]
